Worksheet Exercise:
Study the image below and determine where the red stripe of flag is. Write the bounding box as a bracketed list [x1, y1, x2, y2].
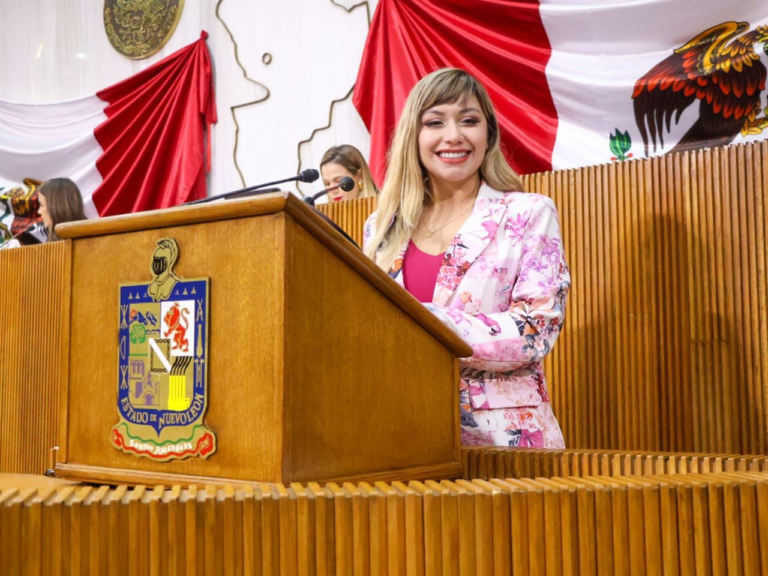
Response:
[353, 0, 557, 186]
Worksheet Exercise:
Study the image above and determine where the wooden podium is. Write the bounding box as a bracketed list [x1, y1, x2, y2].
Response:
[54, 193, 470, 486]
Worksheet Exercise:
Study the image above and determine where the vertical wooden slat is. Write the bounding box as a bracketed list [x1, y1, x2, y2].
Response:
[0, 242, 71, 475]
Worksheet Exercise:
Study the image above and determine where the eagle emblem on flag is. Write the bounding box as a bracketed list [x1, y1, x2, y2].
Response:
[111, 237, 216, 461]
[633, 21, 768, 156]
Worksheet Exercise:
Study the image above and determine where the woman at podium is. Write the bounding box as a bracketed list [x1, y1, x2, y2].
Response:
[363, 69, 570, 448]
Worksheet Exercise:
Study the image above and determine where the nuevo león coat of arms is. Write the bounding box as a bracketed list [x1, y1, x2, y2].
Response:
[111, 237, 216, 461]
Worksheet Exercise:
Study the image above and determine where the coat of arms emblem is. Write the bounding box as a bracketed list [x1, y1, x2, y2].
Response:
[111, 237, 216, 461]
[104, 0, 185, 60]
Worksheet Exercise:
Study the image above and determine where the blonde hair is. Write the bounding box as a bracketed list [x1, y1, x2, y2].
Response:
[320, 145, 379, 199]
[364, 68, 523, 270]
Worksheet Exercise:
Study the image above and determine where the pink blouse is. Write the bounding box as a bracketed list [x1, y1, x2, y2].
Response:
[403, 240, 444, 303]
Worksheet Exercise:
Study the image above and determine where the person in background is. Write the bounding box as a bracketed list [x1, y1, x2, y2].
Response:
[38, 178, 86, 241]
[363, 68, 570, 448]
[320, 145, 379, 202]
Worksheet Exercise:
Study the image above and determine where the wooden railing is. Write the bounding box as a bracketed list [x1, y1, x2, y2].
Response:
[461, 446, 768, 480]
[2, 447, 767, 576]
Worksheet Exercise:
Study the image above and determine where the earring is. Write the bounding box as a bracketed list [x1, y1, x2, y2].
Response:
[358, 181, 363, 191]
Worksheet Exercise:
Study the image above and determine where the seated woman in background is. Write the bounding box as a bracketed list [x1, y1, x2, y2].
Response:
[320, 145, 379, 202]
[38, 178, 86, 241]
[363, 68, 570, 448]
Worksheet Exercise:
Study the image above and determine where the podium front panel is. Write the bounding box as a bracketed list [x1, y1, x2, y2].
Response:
[65, 214, 287, 481]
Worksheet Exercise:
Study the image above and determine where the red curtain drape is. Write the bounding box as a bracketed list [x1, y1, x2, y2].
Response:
[93, 32, 217, 216]
[353, 0, 557, 186]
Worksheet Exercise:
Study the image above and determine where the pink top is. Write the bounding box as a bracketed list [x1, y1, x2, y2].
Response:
[403, 240, 444, 303]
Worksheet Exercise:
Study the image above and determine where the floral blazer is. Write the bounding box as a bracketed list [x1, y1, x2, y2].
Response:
[363, 184, 570, 411]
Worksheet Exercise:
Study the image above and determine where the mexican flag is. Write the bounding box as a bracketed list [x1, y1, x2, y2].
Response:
[354, 0, 768, 183]
[0, 33, 216, 243]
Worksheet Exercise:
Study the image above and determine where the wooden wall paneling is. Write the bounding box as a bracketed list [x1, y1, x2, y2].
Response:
[733, 145, 752, 456]
[757, 142, 768, 455]
[635, 159, 656, 453]
[720, 146, 738, 454]
[315, 197, 377, 248]
[735, 145, 754, 455]
[689, 149, 704, 455]
[674, 152, 692, 454]
[651, 154, 666, 452]
[0, 242, 70, 475]
[744, 144, 765, 456]
[561, 167, 578, 450]
[698, 148, 717, 454]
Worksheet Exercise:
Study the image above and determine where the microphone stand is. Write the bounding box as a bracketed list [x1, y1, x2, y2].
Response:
[183, 170, 319, 206]
[303, 185, 339, 207]
[184, 180, 296, 206]
[304, 177, 356, 207]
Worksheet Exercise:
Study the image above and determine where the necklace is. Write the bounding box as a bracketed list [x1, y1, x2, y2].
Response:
[423, 186, 479, 238]
[425, 205, 473, 238]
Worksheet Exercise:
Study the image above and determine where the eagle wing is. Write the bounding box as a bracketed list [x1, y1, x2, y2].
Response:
[632, 22, 751, 155]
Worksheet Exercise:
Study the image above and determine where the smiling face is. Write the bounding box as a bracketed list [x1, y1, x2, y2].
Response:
[418, 95, 488, 191]
[321, 162, 361, 202]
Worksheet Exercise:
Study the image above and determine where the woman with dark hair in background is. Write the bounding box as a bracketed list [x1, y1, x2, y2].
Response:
[320, 145, 379, 202]
[38, 178, 86, 241]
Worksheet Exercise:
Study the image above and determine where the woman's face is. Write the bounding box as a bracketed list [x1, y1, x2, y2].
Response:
[38, 192, 53, 231]
[418, 95, 488, 190]
[321, 163, 361, 202]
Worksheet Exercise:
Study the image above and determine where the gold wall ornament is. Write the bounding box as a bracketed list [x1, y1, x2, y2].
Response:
[104, 0, 185, 60]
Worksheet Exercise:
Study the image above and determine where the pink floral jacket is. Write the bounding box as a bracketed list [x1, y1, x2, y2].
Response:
[363, 185, 570, 411]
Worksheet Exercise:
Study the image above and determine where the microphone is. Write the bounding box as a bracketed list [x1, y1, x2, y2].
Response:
[303, 176, 356, 207]
[184, 169, 320, 206]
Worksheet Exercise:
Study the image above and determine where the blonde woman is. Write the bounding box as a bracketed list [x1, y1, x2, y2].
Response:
[320, 145, 379, 202]
[363, 69, 570, 448]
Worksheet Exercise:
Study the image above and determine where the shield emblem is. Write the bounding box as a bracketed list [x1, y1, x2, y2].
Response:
[111, 238, 216, 461]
